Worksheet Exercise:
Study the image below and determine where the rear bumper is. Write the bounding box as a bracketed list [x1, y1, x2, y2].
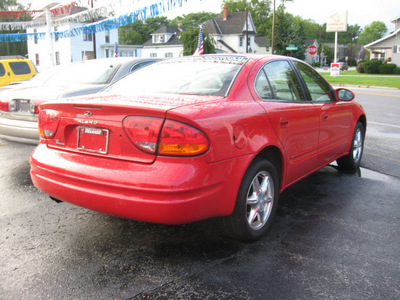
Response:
[0, 115, 39, 144]
[30, 143, 251, 224]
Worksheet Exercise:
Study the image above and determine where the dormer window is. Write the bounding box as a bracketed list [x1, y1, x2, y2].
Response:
[159, 35, 165, 43]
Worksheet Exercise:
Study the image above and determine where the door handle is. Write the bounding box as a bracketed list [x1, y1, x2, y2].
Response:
[280, 117, 289, 128]
[321, 113, 329, 121]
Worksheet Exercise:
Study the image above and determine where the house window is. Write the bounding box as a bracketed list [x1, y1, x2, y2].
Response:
[34, 29, 38, 44]
[55, 52, 60, 65]
[239, 36, 243, 47]
[105, 49, 110, 58]
[105, 30, 110, 43]
[83, 31, 93, 42]
[35, 54, 40, 66]
[393, 46, 398, 53]
[54, 26, 59, 42]
[165, 52, 173, 58]
[150, 53, 157, 58]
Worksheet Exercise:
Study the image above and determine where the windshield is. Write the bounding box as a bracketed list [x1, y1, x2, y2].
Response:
[104, 56, 248, 97]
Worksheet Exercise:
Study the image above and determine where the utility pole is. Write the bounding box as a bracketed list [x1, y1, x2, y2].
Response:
[271, 0, 275, 54]
[245, 8, 248, 53]
[91, 0, 96, 59]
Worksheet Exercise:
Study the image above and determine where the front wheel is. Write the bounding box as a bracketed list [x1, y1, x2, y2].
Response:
[337, 122, 365, 170]
[221, 158, 279, 241]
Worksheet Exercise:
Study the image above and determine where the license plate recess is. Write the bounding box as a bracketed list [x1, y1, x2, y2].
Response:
[77, 126, 109, 154]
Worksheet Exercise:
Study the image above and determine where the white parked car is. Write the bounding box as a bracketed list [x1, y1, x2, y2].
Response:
[0, 57, 159, 144]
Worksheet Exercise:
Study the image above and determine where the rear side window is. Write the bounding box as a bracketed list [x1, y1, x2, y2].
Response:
[0, 63, 5, 76]
[9, 61, 31, 75]
[255, 60, 304, 101]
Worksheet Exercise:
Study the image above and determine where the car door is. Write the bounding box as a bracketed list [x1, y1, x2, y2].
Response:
[254, 60, 321, 186]
[293, 61, 352, 163]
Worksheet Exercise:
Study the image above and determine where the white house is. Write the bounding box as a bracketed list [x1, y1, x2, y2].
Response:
[27, 24, 122, 71]
[364, 16, 400, 66]
[203, 6, 270, 54]
[142, 25, 185, 58]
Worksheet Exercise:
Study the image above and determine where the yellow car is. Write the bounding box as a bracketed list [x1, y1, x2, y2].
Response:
[0, 56, 37, 87]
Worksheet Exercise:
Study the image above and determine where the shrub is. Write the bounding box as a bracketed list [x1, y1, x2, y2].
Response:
[363, 59, 382, 74]
[393, 68, 400, 74]
[347, 58, 357, 67]
[378, 63, 397, 74]
[356, 61, 365, 73]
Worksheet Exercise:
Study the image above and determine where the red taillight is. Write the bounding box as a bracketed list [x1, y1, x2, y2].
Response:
[123, 116, 164, 154]
[0, 101, 9, 112]
[38, 109, 60, 139]
[123, 117, 209, 156]
[158, 120, 209, 156]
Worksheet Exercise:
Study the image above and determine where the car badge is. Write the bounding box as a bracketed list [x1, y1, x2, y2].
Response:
[84, 111, 92, 117]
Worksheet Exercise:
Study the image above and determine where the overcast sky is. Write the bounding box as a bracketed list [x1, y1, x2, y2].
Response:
[169, 0, 399, 32]
[22, 0, 399, 32]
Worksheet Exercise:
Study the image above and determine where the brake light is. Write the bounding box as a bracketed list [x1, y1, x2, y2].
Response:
[30, 100, 42, 114]
[123, 117, 164, 154]
[0, 101, 8, 112]
[38, 109, 60, 139]
[123, 117, 209, 156]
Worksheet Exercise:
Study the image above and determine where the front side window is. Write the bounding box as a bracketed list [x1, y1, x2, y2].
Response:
[256, 60, 304, 101]
[9, 62, 31, 75]
[294, 62, 333, 102]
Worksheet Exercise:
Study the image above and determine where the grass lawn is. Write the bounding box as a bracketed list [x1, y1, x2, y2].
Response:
[320, 71, 400, 89]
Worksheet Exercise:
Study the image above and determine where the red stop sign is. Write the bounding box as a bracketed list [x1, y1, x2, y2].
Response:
[307, 45, 318, 56]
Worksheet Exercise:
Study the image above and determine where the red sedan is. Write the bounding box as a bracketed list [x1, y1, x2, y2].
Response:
[30, 54, 366, 241]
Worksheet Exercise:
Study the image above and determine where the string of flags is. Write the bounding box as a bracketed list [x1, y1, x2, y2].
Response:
[0, 0, 196, 43]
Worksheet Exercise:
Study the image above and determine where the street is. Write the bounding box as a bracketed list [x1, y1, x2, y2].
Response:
[1, 87, 399, 299]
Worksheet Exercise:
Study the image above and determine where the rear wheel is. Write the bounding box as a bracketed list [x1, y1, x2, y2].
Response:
[337, 122, 365, 170]
[222, 158, 279, 241]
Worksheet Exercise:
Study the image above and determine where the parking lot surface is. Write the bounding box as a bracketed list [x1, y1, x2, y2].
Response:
[1, 140, 399, 299]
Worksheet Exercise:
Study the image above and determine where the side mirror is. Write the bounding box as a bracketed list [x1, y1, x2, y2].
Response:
[335, 88, 355, 101]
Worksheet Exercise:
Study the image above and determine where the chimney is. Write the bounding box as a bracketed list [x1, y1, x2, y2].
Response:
[223, 6, 228, 20]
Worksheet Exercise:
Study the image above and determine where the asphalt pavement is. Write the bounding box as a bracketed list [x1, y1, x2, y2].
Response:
[1, 137, 399, 299]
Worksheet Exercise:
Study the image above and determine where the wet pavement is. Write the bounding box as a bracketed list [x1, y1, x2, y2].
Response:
[1, 141, 399, 299]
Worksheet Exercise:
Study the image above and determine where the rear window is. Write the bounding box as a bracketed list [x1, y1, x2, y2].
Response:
[9, 61, 31, 75]
[105, 56, 248, 97]
[43, 60, 122, 85]
[0, 63, 5, 76]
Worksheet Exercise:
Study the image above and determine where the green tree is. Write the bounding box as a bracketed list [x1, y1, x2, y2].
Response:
[264, 5, 306, 59]
[118, 16, 169, 45]
[180, 28, 215, 56]
[358, 21, 387, 45]
[170, 12, 218, 29]
[0, 0, 30, 56]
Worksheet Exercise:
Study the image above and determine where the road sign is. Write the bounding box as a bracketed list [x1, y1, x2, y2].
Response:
[331, 63, 340, 77]
[286, 44, 298, 51]
[307, 45, 318, 57]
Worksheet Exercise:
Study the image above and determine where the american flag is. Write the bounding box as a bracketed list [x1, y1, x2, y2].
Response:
[193, 27, 204, 55]
[113, 42, 118, 57]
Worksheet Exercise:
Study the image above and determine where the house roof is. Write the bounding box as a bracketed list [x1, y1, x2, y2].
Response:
[151, 25, 183, 35]
[255, 36, 270, 47]
[203, 11, 256, 35]
[143, 25, 184, 47]
[364, 28, 400, 48]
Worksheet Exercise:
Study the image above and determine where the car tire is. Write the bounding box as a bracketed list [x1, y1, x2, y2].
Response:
[337, 122, 365, 170]
[221, 158, 279, 241]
